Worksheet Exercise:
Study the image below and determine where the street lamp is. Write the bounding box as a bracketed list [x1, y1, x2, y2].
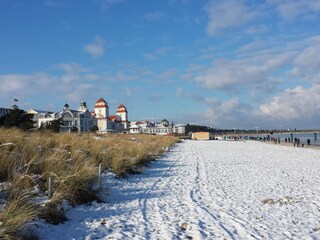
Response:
[255, 126, 259, 139]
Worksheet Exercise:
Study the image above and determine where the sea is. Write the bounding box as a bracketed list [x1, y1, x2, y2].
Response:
[260, 132, 320, 146]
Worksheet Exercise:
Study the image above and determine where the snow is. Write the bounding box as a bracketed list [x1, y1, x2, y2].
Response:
[35, 140, 320, 239]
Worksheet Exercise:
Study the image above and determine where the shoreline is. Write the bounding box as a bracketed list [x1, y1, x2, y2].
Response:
[262, 140, 320, 150]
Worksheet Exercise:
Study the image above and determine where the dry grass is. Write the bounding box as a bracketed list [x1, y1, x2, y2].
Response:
[0, 190, 38, 240]
[0, 128, 179, 237]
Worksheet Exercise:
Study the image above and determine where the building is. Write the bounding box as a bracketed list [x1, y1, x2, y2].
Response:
[37, 101, 97, 132]
[94, 98, 129, 133]
[94, 98, 110, 132]
[0, 103, 22, 118]
[191, 132, 211, 140]
[115, 104, 129, 130]
[0, 107, 11, 118]
[174, 124, 187, 134]
[129, 120, 186, 135]
[27, 109, 53, 128]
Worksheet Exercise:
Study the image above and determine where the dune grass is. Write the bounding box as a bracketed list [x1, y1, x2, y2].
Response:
[0, 190, 38, 240]
[0, 128, 179, 238]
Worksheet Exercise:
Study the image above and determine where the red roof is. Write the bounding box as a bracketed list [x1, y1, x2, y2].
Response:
[108, 115, 118, 121]
[96, 98, 107, 104]
[117, 104, 126, 109]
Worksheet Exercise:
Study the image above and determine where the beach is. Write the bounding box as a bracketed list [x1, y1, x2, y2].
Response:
[36, 140, 320, 239]
[264, 139, 320, 151]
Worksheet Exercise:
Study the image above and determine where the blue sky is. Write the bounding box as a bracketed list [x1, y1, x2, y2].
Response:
[1, 0, 320, 129]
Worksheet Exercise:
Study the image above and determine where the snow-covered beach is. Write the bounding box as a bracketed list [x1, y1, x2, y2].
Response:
[36, 140, 320, 239]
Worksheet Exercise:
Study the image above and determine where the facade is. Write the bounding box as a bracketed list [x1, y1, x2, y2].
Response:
[27, 109, 53, 128]
[129, 120, 186, 135]
[0, 107, 11, 118]
[116, 104, 129, 130]
[94, 98, 110, 132]
[191, 132, 211, 140]
[94, 98, 129, 133]
[37, 101, 97, 132]
[23, 98, 128, 133]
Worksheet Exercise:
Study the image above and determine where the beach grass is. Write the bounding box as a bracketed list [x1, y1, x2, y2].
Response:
[0, 128, 179, 238]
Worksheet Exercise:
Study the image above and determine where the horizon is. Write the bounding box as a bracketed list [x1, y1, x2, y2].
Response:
[1, 0, 320, 129]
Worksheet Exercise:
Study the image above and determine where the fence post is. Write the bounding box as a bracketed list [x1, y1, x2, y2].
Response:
[48, 176, 53, 199]
[98, 163, 102, 190]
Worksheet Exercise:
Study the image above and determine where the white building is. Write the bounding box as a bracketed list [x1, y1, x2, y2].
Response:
[94, 98, 129, 133]
[129, 120, 186, 135]
[94, 98, 110, 132]
[27, 109, 53, 128]
[37, 101, 97, 132]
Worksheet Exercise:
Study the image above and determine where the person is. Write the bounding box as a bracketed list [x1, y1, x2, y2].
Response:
[307, 139, 311, 146]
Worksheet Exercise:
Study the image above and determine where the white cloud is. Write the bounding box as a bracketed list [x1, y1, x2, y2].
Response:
[85, 36, 106, 58]
[259, 84, 320, 121]
[245, 25, 269, 35]
[0, 73, 55, 97]
[56, 63, 89, 84]
[205, 0, 259, 35]
[68, 84, 94, 102]
[292, 46, 320, 80]
[196, 97, 254, 128]
[0, 64, 96, 108]
[194, 33, 320, 93]
[195, 54, 289, 91]
[267, 0, 320, 20]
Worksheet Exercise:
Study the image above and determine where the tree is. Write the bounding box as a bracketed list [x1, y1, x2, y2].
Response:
[0, 109, 34, 130]
[70, 126, 78, 132]
[43, 118, 63, 133]
[90, 125, 99, 132]
[186, 124, 212, 134]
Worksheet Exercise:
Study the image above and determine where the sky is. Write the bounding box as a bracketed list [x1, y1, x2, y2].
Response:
[1, 0, 320, 130]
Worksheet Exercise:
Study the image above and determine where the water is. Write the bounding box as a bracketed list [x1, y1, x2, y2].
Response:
[260, 133, 319, 146]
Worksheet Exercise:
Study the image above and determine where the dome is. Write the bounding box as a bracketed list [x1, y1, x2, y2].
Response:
[80, 101, 87, 107]
[161, 119, 169, 127]
[10, 104, 19, 110]
[64, 103, 70, 111]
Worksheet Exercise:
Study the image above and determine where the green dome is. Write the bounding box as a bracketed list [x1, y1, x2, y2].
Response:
[161, 119, 169, 126]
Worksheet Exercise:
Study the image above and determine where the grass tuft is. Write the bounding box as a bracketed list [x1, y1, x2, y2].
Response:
[0, 190, 38, 240]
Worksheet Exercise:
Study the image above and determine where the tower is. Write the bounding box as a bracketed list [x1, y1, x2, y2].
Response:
[95, 98, 109, 118]
[116, 104, 129, 129]
[78, 101, 88, 112]
[94, 98, 110, 131]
